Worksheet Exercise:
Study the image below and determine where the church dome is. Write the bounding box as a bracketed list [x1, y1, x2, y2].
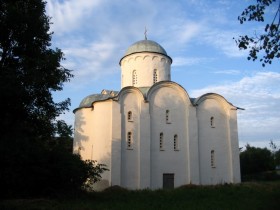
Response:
[120, 39, 172, 65]
[119, 39, 172, 88]
[124, 40, 168, 57]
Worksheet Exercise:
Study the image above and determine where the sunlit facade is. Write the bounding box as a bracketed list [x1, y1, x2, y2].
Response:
[73, 39, 241, 190]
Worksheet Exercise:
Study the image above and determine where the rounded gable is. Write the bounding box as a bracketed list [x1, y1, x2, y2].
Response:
[147, 81, 192, 105]
[193, 93, 238, 112]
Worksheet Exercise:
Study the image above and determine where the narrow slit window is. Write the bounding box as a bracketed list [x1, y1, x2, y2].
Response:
[210, 116, 215, 128]
[174, 134, 178, 150]
[132, 70, 137, 86]
[166, 110, 170, 123]
[127, 132, 132, 149]
[160, 132, 164, 150]
[128, 111, 132, 121]
[211, 150, 215, 168]
[153, 69, 158, 84]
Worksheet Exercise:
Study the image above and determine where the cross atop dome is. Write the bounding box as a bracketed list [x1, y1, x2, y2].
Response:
[144, 27, 147, 40]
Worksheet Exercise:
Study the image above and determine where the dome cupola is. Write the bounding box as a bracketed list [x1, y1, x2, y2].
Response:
[120, 39, 172, 88]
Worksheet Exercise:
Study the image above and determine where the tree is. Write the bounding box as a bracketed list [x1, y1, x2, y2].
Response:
[0, 0, 73, 143]
[275, 149, 280, 167]
[240, 144, 274, 176]
[0, 0, 107, 197]
[269, 140, 280, 167]
[53, 120, 74, 153]
[235, 0, 280, 66]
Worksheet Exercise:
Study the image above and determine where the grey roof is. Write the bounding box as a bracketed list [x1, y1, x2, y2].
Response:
[78, 90, 119, 109]
[74, 85, 243, 113]
[119, 39, 172, 65]
[74, 87, 150, 112]
[124, 40, 168, 57]
[137, 87, 150, 97]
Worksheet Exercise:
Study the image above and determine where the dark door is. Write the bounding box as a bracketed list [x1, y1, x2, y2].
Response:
[163, 173, 174, 189]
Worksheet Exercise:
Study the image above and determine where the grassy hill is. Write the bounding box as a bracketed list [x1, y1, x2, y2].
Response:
[1, 181, 279, 210]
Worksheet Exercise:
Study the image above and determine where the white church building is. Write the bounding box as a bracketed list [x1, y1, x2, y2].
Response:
[73, 39, 241, 190]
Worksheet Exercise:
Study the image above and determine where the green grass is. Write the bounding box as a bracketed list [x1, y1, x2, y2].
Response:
[1, 182, 280, 210]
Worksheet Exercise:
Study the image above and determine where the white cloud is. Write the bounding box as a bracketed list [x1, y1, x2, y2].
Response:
[190, 71, 280, 144]
[174, 22, 201, 44]
[46, 0, 102, 34]
[214, 69, 241, 75]
[172, 56, 211, 67]
[202, 30, 247, 57]
[46, 0, 280, 148]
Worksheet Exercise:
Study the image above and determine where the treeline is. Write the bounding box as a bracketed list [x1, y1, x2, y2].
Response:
[1, 125, 107, 198]
[240, 141, 280, 181]
[0, 0, 106, 198]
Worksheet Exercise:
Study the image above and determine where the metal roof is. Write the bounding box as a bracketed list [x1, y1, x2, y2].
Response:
[74, 86, 243, 113]
[124, 40, 168, 56]
[78, 90, 119, 109]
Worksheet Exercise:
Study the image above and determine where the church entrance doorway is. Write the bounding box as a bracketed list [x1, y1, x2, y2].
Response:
[163, 173, 174, 189]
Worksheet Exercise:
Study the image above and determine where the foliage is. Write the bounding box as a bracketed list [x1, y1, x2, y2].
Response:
[0, 0, 107, 198]
[275, 150, 280, 166]
[82, 160, 109, 191]
[1, 182, 280, 210]
[234, 0, 280, 66]
[0, 0, 73, 143]
[269, 140, 280, 167]
[1, 139, 108, 197]
[240, 144, 275, 176]
[52, 120, 74, 152]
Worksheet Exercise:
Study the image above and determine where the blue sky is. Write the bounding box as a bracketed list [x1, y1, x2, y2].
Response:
[46, 0, 280, 148]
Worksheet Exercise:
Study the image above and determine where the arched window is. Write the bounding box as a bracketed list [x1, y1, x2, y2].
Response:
[127, 132, 132, 149]
[132, 70, 137, 86]
[166, 110, 171, 123]
[153, 69, 158, 84]
[160, 132, 164, 150]
[174, 135, 178, 150]
[210, 116, 215, 128]
[128, 111, 132, 121]
[211, 150, 215, 168]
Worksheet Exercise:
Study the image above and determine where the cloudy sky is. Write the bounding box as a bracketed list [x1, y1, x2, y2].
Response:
[46, 0, 280, 148]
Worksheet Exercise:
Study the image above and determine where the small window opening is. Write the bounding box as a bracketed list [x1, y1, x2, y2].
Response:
[160, 132, 164, 150]
[211, 150, 215, 168]
[174, 135, 178, 151]
[132, 70, 137, 86]
[166, 110, 171, 124]
[210, 116, 215, 128]
[153, 69, 158, 84]
[127, 132, 132, 149]
[128, 111, 133, 121]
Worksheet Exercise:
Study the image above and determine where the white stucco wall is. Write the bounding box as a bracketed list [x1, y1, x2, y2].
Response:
[73, 40, 241, 190]
[74, 90, 241, 190]
[73, 108, 94, 159]
[188, 106, 200, 185]
[119, 89, 141, 189]
[74, 101, 113, 190]
[228, 109, 241, 183]
[111, 101, 122, 186]
[197, 98, 232, 184]
[148, 84, 190, 189]
[120, 53, 171, 88]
